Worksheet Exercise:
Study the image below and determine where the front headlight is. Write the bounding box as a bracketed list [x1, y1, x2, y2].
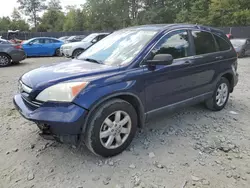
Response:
[36, 82, 88, 102]
[65, 46, 72, 49]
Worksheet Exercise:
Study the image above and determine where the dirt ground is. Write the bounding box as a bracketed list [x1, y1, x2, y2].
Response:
[0, 57, 250, 188]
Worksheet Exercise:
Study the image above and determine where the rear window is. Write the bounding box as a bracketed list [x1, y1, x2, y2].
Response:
[214, 35, 231, 51]
[192, 30, 217, 55]
[0, 39, 10, 44]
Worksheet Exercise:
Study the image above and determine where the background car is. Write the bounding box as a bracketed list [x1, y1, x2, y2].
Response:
[0, 38, 26, 67]
[60, 33, 109, 58]
[22, 37, 64, 57]
[230, 38, 250, 57]
[227, 34, 234, 39]
[65, 35, 86, 43]
[58, 36, 69, 42]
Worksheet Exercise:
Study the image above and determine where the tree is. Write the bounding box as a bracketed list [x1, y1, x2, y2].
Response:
[17, 0, 47, 31]
[11, 8, 22, 21]
[38, 0, 64, 32]
[0, 17, 11, 31]
[48, 0, 62, 10]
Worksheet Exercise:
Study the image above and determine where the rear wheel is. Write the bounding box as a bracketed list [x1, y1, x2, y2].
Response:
[0, 54, 11, 67]
[12, 61, 20, 65]
[239, 49, 245, 58]
[72, 49, 84, 58]
[84, 99, 137, 157]
[205, 77, 230, 111]
[55, 48, 61, 56]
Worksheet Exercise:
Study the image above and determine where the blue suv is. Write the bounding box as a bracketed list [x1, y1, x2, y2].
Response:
[14, 24, 238, 157]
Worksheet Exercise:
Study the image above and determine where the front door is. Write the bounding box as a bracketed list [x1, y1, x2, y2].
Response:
[144, 30, 198, 112]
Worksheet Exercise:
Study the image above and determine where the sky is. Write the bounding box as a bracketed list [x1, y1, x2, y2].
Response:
[0, 0, 84, 17]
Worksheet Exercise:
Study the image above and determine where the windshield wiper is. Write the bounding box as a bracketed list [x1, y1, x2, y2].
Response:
[83, 58, 103, 64]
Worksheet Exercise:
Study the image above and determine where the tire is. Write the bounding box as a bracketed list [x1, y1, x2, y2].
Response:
[205, 77, 230, 111]
[55, 48, 61, 56]
[239, 49, 245, 58]
[0, 53, 11, 67]
[84, 99, 137, 157]
[12, 61, 20, 65]
[72, 49, 84, 58]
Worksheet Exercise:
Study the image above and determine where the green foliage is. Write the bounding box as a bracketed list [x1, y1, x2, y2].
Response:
[17, 0, 47, 30]
[0, 9, 29, 32]
[37, 0, 64, 32]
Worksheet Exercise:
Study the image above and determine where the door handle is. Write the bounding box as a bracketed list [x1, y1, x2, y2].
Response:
[215, 56, 223, 60]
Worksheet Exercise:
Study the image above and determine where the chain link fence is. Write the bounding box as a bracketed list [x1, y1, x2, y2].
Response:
[0, 27, 249, 40]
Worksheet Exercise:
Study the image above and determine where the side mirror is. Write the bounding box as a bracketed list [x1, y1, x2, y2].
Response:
[92, 38, 97, 43]
[146, 54, 173, 66]
[28, 42, 33, 46]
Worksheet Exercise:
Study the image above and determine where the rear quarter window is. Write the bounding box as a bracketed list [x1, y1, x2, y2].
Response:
[213, 34, 231, 51]
[192, 30, 217, 55]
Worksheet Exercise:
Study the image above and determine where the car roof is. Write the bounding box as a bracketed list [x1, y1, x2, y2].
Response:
[91, 32, 110, 35]
[32, 37, 59, 40]
[124, 24, 225, 35]
[231, 38, 249, 40]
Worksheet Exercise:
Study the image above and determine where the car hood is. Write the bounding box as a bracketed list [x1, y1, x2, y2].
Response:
[21, 59, 119, 89]
[233, 46, 242, 52]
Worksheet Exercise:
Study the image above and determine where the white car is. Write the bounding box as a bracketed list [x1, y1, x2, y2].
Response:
[60, 33, 109, 58]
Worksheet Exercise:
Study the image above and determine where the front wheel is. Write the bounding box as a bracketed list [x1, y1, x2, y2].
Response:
[84, 99, 137, 157]
[205, 77, 230, 111]
[72, 49, 84, 58]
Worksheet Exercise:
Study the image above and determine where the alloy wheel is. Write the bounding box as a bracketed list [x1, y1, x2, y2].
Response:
[99, 110, 132, 149]
[216, 83, 228, 106]
[0, 55, 9, 66]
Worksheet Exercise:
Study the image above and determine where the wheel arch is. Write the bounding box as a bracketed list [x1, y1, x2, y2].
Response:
[221, 72, 234, 92]
[0, 52, 12, 60]
[81, 92, 145, 134]
[73, 48, 85, 53]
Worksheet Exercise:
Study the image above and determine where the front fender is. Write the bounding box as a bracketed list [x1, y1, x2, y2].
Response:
[73, 80, 143, 110]
[73, 80, 146, 132]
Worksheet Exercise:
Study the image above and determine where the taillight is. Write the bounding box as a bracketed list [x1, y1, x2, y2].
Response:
[14, 45, 22, 49]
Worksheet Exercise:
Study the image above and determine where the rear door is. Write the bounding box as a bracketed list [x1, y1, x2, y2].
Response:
[188, 30, 222, 95]
[43, 38, 58, 56]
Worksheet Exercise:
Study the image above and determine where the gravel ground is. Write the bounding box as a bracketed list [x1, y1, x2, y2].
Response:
[0, 57, 250, 188]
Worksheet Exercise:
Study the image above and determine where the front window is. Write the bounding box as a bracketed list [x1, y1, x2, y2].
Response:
[149, 30, 191, 59]
[78, 30, 157, 66]
[230, 39, 246, 47]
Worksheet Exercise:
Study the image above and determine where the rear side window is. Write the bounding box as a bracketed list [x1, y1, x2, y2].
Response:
[192, 31, 217, 55]
[214, 35, 231, 51]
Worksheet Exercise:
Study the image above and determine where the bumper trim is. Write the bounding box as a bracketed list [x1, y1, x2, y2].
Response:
[13, 94, 87, 135]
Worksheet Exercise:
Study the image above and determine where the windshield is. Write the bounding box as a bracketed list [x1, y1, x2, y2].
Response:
[78, 30, 157, 66]
[67, 36, 76, 40]
[230, 39, 246, 47]
[59, 36, 68, 40]
[0, 39, 10, 44]
[81, 34, 98, 42]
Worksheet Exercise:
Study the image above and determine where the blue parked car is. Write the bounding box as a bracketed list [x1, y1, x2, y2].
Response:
[14, 24, 238, 157]
[22, 37, 63, 57]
